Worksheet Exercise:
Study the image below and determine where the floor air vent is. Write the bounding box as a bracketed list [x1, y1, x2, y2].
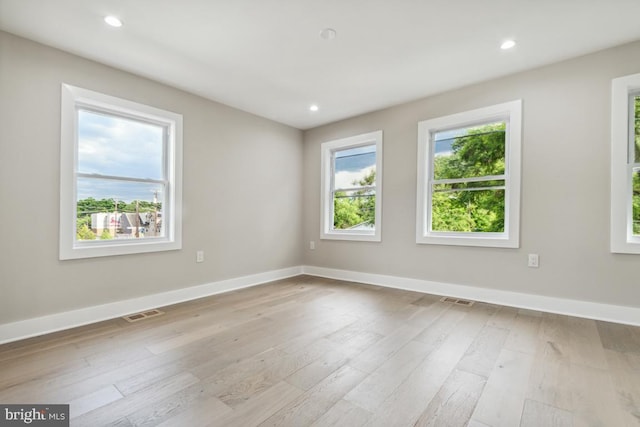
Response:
[123, 309, 164, 322]
[440, 296, 475, 307]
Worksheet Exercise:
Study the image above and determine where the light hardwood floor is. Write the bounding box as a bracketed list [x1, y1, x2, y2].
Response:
[1, 275, 639, 426]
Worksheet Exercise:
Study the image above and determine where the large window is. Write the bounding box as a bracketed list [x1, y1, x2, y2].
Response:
[320, 131, 382, 241]
[416, 101, 522, 248]
[611, 73, 640, 254]
[60, 84, 183, 259]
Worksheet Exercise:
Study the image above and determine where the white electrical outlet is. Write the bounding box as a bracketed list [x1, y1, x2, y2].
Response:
[528, 253, 539, 268]
[196, 250, 205, 263]
[310, 241, 316, 250]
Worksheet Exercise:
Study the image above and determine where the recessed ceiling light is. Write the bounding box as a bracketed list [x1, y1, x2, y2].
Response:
[309, 104, 319, 112]
[104, 15, 123, 27]
[500, 40, 516, 50]
[319, 28, 337, 40]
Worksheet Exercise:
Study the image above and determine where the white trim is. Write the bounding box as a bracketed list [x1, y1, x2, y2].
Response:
[3, 264, 638, 345]
[60, 84, 183, 260]
[0, 266, 302, 345]
[320, 130, 383, 242]
[302, 265, 640, 327]
[611, 73, 640, 253]
[416, 100, 522, 248]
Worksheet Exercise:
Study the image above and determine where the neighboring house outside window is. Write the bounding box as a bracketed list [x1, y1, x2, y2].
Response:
[611, 73, 640, 254]
[416, 100, 522, 248]
[320, 131, 383, 242]
[60, 84, 183, 260]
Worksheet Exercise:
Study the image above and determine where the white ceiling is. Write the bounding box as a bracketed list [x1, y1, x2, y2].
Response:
[1, 0, 640, 130]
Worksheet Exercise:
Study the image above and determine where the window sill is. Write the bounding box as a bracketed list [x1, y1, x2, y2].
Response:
[610, 239, 640, 255]
[321, 231, 381, 242]
[60, 239, 181, 260]
[416, 233, 518, 248]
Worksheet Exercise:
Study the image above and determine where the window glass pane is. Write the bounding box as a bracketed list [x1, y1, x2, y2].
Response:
[333, 189, 375, 230]
[77, 109, 165, 180]
[334, 145, 376, 190]
[634, 96, 640, 163]
[433, 122, 506, 180]
[76, 177, 165, 241]
[634, 169, 640, 236]
[431, 188, 505, 233]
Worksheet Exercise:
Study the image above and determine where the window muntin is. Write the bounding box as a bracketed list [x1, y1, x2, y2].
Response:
[60, 84, 182, 259]
[320, 131, 382, 241]
[416, 100, 521, 248]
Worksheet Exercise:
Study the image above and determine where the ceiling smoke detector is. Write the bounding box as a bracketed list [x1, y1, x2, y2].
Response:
[320, 28, 337, 40]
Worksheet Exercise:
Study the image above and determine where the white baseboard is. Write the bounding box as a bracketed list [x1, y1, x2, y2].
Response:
[302, 265, 640, 327]
[2, 264, 638, 345]
[0, 266, 303, 345]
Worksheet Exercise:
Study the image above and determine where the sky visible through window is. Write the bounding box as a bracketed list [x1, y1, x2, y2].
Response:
[433, 129, 460, 157]
[334, 145, 376, 189]
[77, 109, 165, 203]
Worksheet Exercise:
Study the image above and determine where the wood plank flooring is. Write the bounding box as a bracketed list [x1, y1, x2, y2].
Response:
[1, 275, 639, 426]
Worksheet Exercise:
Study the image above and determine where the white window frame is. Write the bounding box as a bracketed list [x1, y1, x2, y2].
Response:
[60, 84, 183, 260]
[611, 73, 640, 254]
[416, 100, 522, 248]
[320, 131, 383, 242]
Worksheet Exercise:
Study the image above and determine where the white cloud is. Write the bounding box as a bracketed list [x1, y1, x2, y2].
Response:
[335, 166, 375, 189]
[78, 110, 164, 179]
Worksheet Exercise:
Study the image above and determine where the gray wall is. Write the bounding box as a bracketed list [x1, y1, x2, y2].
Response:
[2, 29, 639, 326]
[0, 32, 303, 323]
[303, 41, 640, 308]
